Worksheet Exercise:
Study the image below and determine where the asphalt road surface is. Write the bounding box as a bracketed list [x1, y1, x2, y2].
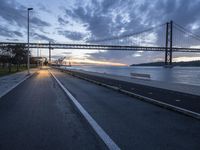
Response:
[0, 69, 106, 150]
[60, 69, 200, 114]
[52, 69, 200, 150]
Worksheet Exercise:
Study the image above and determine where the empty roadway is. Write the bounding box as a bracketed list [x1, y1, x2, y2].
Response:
[59, 68, 200, 114]
[0, 69, 106, 150]
[51, 69, 200, 150]
[0, 68, 199, 150]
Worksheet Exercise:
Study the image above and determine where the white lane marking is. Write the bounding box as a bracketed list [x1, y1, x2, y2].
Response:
[50, 71, 121, 150]
[0, 72, 36, 99]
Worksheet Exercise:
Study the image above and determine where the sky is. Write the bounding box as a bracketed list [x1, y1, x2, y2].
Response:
[1, 0, 200, 65]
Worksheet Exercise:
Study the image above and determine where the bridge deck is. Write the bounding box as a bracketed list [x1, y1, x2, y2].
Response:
[0, 42, 200, 52]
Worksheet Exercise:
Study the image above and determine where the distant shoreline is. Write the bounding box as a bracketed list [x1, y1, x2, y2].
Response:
[130, 60, 200, 67]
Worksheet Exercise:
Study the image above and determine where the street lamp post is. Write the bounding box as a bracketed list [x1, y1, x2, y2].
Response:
[27, 8, 33, 74]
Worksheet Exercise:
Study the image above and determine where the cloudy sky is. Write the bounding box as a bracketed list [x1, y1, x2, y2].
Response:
[1, 0, 200, 65]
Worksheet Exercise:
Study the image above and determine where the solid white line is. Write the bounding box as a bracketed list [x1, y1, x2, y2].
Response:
[0, 72, 35, 99]
[50, 71, 121, 150]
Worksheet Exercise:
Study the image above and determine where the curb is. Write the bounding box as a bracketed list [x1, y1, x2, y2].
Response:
[59, 68, 200, 120]
[0, 71, 37, 99]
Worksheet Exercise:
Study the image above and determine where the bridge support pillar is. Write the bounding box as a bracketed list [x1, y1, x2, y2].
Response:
[49, 42, 53, 65]
[165, 21, 173, 67]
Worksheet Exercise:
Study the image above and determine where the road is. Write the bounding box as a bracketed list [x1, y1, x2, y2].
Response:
[0, 68, 200, 150]
[51, 69, 200, 150]
[0, 69, 106, 150]
[59, 69, 200, 113]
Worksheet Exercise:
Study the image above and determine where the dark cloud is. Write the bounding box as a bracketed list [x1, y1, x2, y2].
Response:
[38, 3, 51, 13]
[0, 0, 50, 28]
[32, 33, 55, 42]
[63, 0, 200, 38]
[139, 0, 200, 27]
[12, 31, 23, 37]
[31, 17, 50, 27]
[0, 0, 26, 27]
[60, 0, 155, 41]
[58, 17, 69, 25]
[58, 30, 85, 40]
[60, 1, 121, 39]
[0, 25, 23, 38]
[6, 38, 20, 41]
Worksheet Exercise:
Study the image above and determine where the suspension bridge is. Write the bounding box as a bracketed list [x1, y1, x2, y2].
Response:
[1, 20, 200, 66]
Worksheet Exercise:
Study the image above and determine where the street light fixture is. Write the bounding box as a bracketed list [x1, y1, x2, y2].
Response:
[27, 8, 33, 74]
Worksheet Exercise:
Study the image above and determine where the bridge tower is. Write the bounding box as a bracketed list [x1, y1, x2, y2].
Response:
[49, 42, 53, 65]
[165, 21, 173, 67]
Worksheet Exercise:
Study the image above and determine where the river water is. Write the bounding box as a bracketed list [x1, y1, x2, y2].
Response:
[62, 66, 200, 86]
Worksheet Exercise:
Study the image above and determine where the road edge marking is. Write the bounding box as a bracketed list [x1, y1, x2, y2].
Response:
[49, 70, 121, 150]
[0, 71, 36, 99]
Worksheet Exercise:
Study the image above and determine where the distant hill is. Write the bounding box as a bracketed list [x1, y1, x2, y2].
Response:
[130, 60, 200, 66]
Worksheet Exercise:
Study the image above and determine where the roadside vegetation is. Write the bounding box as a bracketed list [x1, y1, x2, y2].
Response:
[0, 44, 36, 76]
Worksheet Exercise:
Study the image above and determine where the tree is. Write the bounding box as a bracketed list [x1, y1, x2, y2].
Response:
[0, 44, 28, 72]
[0, 45, 13, 72]
[12, 44, 27, 71]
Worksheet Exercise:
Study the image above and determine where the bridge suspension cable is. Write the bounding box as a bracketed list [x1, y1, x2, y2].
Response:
[174, 23, 200, 41]
[87, 23, 166, 47]
[173, 22, 200, 48]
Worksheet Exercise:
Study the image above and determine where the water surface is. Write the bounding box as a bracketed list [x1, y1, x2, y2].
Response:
[62, 66, 200, 86]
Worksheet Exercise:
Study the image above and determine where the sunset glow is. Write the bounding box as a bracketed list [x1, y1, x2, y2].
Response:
[63, 58, 127, 66]
[173, 56, 200, 62]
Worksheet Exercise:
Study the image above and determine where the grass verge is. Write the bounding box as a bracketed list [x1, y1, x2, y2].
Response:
[0, 65, 37, 77]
